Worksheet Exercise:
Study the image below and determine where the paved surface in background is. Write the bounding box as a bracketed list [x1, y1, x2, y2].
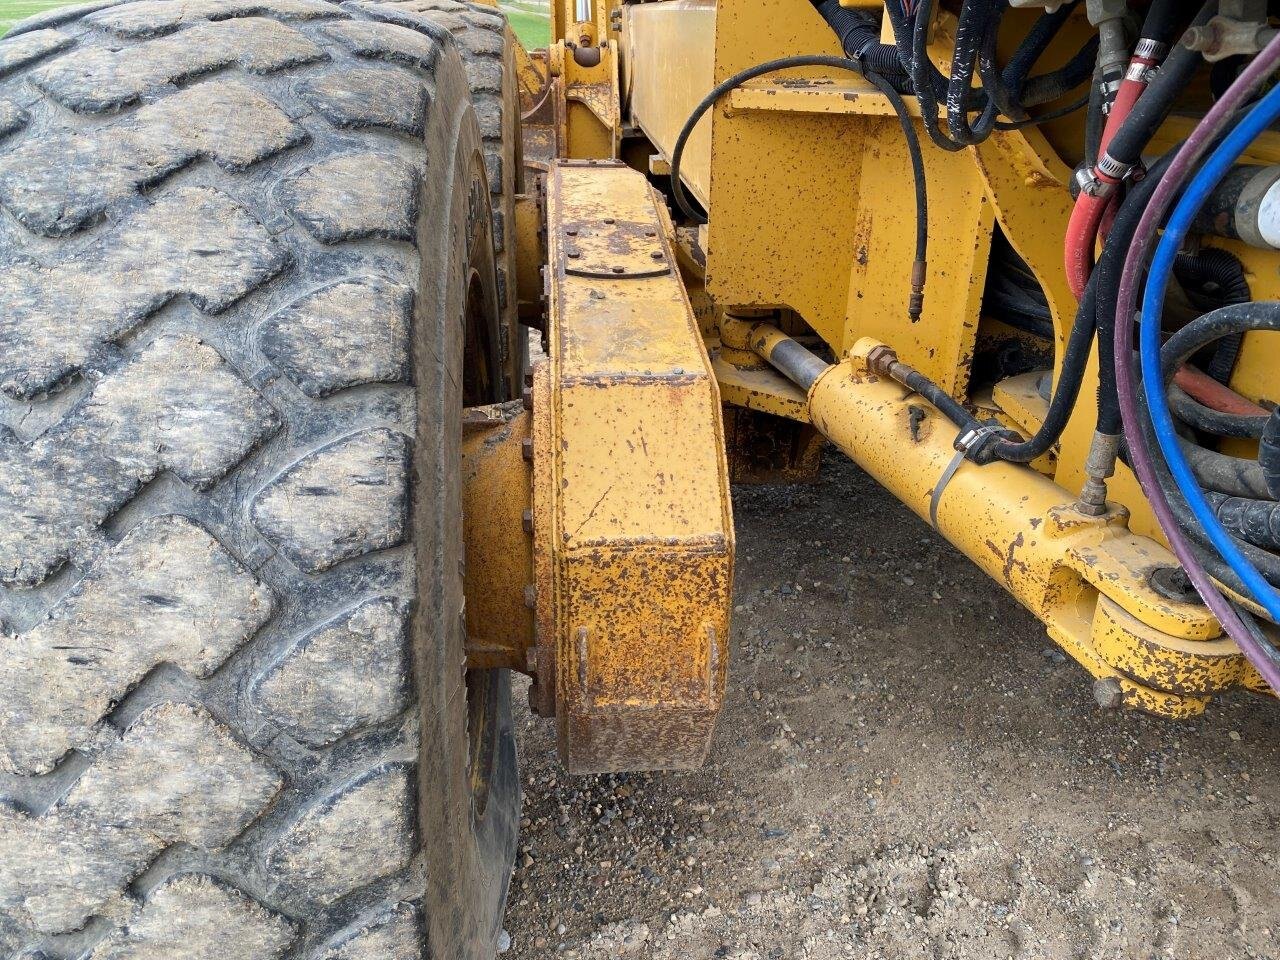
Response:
[503, 455, 1280, 959]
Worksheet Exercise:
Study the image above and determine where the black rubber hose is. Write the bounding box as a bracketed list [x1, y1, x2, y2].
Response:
[1131, 387, 1280, 591]
[1104, 0, 1218, 171]
[1093, 149, 1179, 437]
[902, 0, 970, 152]
[1168, 384, 1267, 438]
[994, 92, 1090, 131]
[1082, 61, 1106, 170]
[1207, 491, 1280, 550]
[1156, 266, 1264, 439]
[972, 274, 1101, 464]
[991, 1, 1079, 121]
[810, 0, 912, 88]
[666, 54, 929, 316]
[880, 271, 1102, 464]
[1140, 0, 1188, 48]
[1261, 409, 1280, 498]
[1159, 301, 1280, 383]
[898, 367, 981, 430]
[1018, 34, 1099, 108]
[948, 0, 1004, 145]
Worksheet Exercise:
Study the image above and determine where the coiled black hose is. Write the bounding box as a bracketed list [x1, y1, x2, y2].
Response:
[1168, 385, 1266, 438]
[1158, 301, 1277, 405]
[1174, 248, 1250, 384]
[666, 54, 929, 319]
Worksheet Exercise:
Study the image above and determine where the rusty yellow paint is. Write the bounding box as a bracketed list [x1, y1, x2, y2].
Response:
[525, 0, 1280, 724]
[807, 338, 1235, 718]
[698, 0, 993, 397]
[712, 355, 810, 422]
[537, 160, 734, 772]
[461, 405, 535, 672]
[1092, 599, 1244, 697]
[513, 190, 545, 323]
[549, 39, 620, 159]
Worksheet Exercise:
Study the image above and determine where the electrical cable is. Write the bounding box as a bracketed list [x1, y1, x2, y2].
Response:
[1140, 79, 1280, 622]
[1113, 32, 1280, 692]
[668, 54, 930, 319]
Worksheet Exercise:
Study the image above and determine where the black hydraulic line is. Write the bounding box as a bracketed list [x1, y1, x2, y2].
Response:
[1103, 1, 1218, 173]
[947, 0, 1004, 146]
[876, 355, 982, 431]
[1159, 301, 1280, 384]
[668, 53, 930, 318]
[892, 272, 1102, 466]
[970, 275, 1101, 464]
[1141, 0, 1189, 50]
[885, 0, 1091, 150]
[1168, 384, 1266, 439]
[1183, 439, 1273, 499]
[994, 91, 1090, 131]
[1261, 409, 1280, 498]
[1155, 268, 1264, 439]
[1082, 61, 1106, 170]
[810, 0, 911, 89]
[1093, 149, 1178, 437]
[991, 0, 1077, 121]
[1018, 34, 1099, 109]
[1208, 491, 1280, 551]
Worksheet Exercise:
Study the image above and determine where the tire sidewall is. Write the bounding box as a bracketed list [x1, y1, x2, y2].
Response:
[414, 41, 519, 960]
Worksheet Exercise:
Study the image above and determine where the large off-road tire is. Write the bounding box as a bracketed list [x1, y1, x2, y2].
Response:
[378, 0, 525, 400]
[0, 2, 519, 958]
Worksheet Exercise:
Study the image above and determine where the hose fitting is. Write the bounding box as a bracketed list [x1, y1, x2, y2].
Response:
[1077, 431, 1122, 515]
[908, 260, 927, 321]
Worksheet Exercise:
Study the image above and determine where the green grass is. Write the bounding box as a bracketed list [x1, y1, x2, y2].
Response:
[0, 0, 77, 35]
[0, 0, 550, 43]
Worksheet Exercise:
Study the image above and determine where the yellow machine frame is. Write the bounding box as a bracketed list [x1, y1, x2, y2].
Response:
[477, 0, 1279, 774]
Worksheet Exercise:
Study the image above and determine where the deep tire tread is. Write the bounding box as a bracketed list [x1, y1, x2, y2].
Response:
[0, 3, 517, 957]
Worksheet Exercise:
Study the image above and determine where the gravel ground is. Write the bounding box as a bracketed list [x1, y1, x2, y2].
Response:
[501, 454, 1280, 960]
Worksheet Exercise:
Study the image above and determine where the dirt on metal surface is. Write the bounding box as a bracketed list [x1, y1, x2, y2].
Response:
[503, 454, 1280, 959]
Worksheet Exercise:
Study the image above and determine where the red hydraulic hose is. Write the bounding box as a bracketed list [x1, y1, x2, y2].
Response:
[1174, 364, 1271, 417]
[1064, 41, 1166, 299]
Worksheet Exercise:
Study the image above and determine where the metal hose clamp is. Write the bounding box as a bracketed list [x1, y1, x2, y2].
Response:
[929, 424, 1005, 531]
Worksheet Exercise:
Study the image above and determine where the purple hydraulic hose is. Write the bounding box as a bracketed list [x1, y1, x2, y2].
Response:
[1113, 33, 1280, 692]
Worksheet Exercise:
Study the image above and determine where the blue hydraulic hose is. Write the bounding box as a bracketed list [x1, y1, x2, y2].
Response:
[1140, 80, 1280, 622]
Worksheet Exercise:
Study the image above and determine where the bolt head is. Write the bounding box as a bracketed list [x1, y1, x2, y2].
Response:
[1093, 677, 1124, 710]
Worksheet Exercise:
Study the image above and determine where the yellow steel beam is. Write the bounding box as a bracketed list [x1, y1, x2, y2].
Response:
[806, 338, 1249, 717]
[538, 160, 734, 772]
